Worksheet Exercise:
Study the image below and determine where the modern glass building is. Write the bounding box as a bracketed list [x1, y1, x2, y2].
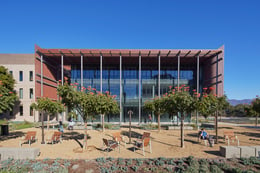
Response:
[35, 45, 224, 123]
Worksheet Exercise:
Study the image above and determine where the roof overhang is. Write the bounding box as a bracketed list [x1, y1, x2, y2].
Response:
[35, 45, 222, 58]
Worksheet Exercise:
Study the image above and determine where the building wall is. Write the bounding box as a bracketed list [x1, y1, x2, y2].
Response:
[0, 54, 36, 122]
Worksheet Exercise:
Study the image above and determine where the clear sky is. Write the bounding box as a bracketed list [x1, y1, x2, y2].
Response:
[0, 0, 259, 100]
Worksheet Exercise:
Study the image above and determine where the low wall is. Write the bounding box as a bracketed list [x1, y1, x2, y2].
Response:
[0, 148, 40, 160]
[220, 146, 260, 158]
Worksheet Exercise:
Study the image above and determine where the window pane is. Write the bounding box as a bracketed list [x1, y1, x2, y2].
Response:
[19, 71, 23, 81]
[19, 88, 23, 99]
[9, 71, 13, 76]
[29, 71, 33, 81]
[19, 106, 23, 116]
[30, 107, 33, 116]
[30, 88, 33, 99]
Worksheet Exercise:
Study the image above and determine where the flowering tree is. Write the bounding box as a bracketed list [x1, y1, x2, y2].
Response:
[0, 66, 17, 114]
[57, 83, 97, 148]
[144, 96, 166, 132]
[252, 96, 260, 126]
[198, 90, 218, 119]
[31, 97, 64, 144]
[197, 87, 229, 143]
[164, 85, 195, 148]
[94, 91, 119, 132]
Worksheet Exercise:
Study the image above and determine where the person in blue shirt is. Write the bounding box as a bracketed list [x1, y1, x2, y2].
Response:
[199, 128, 214, 147]
[200, 128, 209, 140]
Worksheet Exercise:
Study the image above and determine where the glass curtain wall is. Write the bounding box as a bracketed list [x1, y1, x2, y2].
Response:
[70, 57, 198, 123]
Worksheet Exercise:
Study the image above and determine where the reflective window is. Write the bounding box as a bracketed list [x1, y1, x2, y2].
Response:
[19, 71, 23, 81]
[19, 106, 23, 116]
[29, 88, 33, 99]
[19, 88, 23, 99]
[29, 71, 33, 81]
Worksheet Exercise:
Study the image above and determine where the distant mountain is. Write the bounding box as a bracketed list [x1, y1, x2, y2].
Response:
[228, 99, 252, 106]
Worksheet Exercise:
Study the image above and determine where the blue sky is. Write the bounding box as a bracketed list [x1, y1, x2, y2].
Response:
[0, 0, 259, 100]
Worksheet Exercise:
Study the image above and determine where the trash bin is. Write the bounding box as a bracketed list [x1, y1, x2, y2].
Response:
[1, 124, 9, 136]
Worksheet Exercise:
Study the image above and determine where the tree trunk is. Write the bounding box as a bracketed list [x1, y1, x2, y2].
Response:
[256, 114, 258, 126]
[215, 111, 219, 144]
[102, 114, 105, 132]
[41, 112, 45, 144]
[158, 113, 161, 132]
[47, 114, 50, 131]
[83, 121, 88, 150]
[180, 113, 184, 148]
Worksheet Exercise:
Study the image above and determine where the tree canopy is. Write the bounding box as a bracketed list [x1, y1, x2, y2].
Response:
[0, 66, 17, 114]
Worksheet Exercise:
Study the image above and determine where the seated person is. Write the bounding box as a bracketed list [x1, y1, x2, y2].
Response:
[68, 117, 75, 130]
[199, 128, 214, 147]
[199, 128, 209, 140]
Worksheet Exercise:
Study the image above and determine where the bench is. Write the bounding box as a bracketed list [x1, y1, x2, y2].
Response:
[0, 148, 40, 160]
[223, 131, 239, 146]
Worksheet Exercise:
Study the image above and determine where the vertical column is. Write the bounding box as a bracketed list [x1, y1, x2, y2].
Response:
[197, 56, 200, 93]
[139, 55, 141, 124]
[120, 55, 122, 124]
[158, 55, 161, 97]
[61, 54, 64, 121]
[81, 55, 83, 89]
[61, 55, 64, 85]
[100, 55, 102, 93]
[216, 54, 219, 96]
[196, 55, 200, 125]
[40, 55, 43, 96]
[177, 55, 180, 89]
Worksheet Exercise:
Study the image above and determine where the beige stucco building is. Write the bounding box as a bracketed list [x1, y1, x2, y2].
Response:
[0, 54, 37, 122]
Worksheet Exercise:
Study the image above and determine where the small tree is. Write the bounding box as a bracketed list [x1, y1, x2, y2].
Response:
[31, 97, 64, 144]
[216, 95, 229, 143]
[244, 104, 257, 126]
[164, 86, 195, 148]
[0, 66, 17, 114]
[252, 97, 260, 126]
[144, 96, 166, 132]
[94, 91, 119, 132]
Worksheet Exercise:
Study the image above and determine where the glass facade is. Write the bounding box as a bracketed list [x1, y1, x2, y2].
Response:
[70, 57, 198, 123]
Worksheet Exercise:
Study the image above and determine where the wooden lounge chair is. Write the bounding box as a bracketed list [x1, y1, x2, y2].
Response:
[46, 131, 62, 145]
[19, 131, 37, 147]
[134, 135, 152, 156]
[112, 132, 126, 147]
[102, 138, 120, 154]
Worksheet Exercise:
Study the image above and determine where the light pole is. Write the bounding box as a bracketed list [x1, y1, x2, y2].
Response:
[128, 110, 133, 144]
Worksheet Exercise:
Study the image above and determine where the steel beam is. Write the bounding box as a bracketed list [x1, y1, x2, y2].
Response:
[61, 55, 64, 85]
[139, 55, 141, 124]
[40, 55, 43, 96]
[81, 55, 83, 89]
[120, 55, 122, 124]
[100, 55, 102, 93]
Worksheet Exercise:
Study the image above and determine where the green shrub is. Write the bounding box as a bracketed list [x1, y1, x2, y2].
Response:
[126, 159, 132, 166]
[210, 165, 223, 173]
[136, 159, 143, 166]
[11, 121, 35, 130]
[155, 159, 164, 166]
[167, 159, 176, 165]
[96, 157, 106, 164]
[147, 160, 154, 166]
[131, 166, 139, 172]
[119, 166, 128, 172]
[111, 164, 118, 171]
[241, 158, 251, 166]
[140, 124, 158, 130]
